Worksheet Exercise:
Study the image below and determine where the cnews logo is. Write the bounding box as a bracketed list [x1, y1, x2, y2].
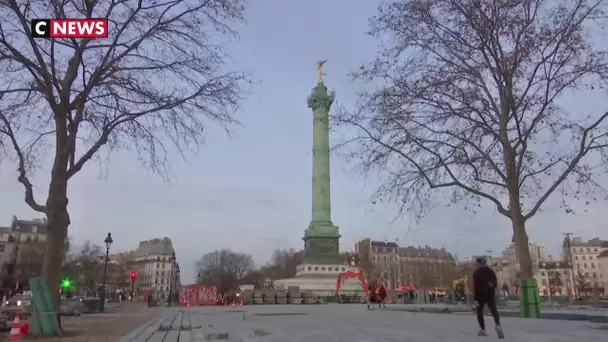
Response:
[31, 19, 108, 39]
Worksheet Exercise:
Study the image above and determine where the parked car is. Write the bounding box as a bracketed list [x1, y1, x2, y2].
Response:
[3, 295, 32, 308]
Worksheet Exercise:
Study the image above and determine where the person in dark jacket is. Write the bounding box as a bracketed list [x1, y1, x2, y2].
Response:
[377, 284, 387, 308]
[472, 257, 504, 339]
[367, 283, 377, 309]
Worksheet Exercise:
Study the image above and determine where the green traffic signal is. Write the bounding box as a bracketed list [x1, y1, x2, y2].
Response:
[61, 279, 72, 288]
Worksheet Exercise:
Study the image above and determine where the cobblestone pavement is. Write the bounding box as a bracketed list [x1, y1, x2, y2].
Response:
[125, 304, 607, 341]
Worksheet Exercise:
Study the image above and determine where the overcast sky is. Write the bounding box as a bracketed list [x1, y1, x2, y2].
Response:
[1, 0, 607, 284]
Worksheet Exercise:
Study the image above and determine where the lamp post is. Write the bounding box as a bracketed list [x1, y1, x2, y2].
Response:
[99, 232, 113, 312]
[175, 265, 180, 305]
[168, 252, 176, 306]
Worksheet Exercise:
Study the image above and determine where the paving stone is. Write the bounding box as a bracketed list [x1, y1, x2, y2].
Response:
[125, 304, 607, 341]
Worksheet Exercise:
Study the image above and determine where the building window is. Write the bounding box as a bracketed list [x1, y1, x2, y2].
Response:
[540, 271, 545, 276]
[591, 263, 595, 268]
[156, 263, 159, 268]
[593, 272, 597, 278]
[0, 244, 4, 252]
[575, 256, 578, 260]
[594, 248, 598, 252]
[586, 248, 590, 252]
[584, 263, 587, 269]
[582, 256, 586, 260]
[541, 279, 547, 285]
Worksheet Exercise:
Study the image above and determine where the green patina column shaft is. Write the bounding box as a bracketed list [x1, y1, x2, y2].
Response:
[303, 64, 341, 265]
[310, 83, 333, 224]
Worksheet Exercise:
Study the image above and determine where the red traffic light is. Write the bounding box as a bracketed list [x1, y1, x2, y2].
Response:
[131, 272, 137, 279]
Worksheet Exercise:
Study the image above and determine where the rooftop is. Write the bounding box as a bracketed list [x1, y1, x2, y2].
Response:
[135, 237, 174, 257]
[9, 216, 48, 234]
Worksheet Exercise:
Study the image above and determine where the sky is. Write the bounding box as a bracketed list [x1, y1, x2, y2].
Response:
[1, 0, 607, 284]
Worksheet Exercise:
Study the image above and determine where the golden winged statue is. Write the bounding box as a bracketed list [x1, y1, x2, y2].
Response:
[316, 59, 327, 84]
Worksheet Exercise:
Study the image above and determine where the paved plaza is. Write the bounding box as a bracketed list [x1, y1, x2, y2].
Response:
[123, 304, 607, 341]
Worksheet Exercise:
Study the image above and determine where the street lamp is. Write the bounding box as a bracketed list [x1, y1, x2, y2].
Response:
[176, 265, 181, 305]
[168, 252, 176, 306]
[99, 232, 113, 312]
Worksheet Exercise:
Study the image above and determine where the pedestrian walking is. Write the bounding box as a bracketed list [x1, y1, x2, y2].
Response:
[378, 284, 387, 308]
[472, 257, 504, 339]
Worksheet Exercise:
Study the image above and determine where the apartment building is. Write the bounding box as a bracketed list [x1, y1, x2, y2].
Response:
[133, 237, 180, 296]
[563, 236, 607, 294]
[599, 251, 608, 293]
[487, 257, 511, 290]
[0, 216, 48, 287]
[537, 261, 573, 296]
[502, 242, 552, 289]
[355, 239, 456, 289]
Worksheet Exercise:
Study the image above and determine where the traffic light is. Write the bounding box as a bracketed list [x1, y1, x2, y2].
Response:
[61, 278, 72, 288]
[131, 272, 137, 279]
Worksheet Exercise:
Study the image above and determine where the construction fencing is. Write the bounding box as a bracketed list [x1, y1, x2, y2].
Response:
[179, 285, 217, 305]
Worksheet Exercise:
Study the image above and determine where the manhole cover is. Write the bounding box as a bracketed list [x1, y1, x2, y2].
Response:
[253, 313, 308, 316]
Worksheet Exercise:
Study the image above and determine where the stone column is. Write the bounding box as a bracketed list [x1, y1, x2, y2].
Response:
[303, 82, 341, 265]
[309, 83, 333, 224]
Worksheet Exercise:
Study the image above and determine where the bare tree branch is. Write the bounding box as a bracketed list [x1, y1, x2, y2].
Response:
[0, 0, 249, 309]
[336, 0, 608, 280]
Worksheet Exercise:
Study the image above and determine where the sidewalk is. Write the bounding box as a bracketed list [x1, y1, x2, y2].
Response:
[25, 302, 168, 341]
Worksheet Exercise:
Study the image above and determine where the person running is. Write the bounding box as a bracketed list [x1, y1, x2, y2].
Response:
[472, 257, 504, 339]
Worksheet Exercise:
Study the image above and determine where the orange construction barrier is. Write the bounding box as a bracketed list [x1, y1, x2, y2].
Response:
[231, 300, 235, 308]
[8, 313, 23, 340]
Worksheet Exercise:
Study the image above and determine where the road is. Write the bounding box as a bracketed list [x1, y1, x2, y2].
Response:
[123, 304, 607, 341]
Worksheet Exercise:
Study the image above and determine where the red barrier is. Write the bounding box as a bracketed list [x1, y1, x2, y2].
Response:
[179, 285, 217, 306]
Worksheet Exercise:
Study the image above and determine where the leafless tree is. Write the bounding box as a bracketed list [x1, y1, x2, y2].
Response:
[337, 0, 608, 284]
[196, 249, 254, 293]
[14, 236, 70, 287]
[70, 241, 103, 293]
[14, 240, 45, 286]
[266, 248, 304, 279]
[0, 0, 248, 307]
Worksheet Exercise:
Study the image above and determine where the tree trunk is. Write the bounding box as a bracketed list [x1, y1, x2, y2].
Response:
[511, 213, 533, 280]
[41, 169, 70, 311]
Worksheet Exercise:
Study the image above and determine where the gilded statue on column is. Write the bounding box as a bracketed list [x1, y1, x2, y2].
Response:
[316, 60, 327, 84]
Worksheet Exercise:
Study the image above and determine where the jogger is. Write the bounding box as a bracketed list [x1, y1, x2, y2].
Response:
[476, 297, 502, 337]
[472, 257, 504, 339]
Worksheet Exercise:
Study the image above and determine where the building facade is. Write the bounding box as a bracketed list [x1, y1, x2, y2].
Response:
[0, 216, 49, 288]
[355, 239, 456, 289]
[599, 251, 608, 293]
[563, 236, 607, 295]
[133, 237, 180, 296]
[502, 242, 552, 291]
[536, 261, 573, 296]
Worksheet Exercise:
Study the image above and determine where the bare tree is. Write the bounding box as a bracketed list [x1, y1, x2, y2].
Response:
[14, 236, 70, 287]
[0, 0, 248, 307]
[267, 248, 304, 279]
[195, 249, 254, 293]
[14, 240, 45, 286]
[337, 0, 608, 287]
[72, 241, 103, 294]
